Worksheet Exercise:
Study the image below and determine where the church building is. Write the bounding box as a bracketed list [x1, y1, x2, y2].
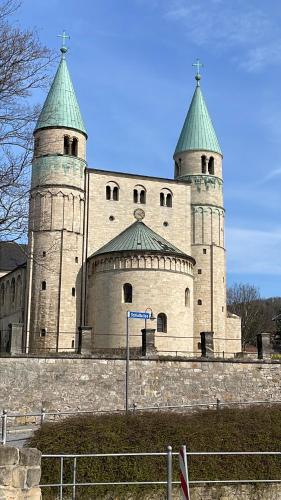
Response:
[0, 43, 241, 356]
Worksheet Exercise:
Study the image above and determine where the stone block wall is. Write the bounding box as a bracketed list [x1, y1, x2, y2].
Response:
[1, 357, 281, 415]
[0, 447, 41, 499]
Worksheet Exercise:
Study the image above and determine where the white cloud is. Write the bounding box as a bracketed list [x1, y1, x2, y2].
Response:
[226, 227, 281, 275]
[145, 0, 281, 72]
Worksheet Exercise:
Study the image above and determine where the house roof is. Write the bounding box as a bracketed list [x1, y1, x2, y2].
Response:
[174, 78, 222, 155]
[92, 221, 191, 259]
[0, 242, 27, 272]
[35, 47, 86, 136]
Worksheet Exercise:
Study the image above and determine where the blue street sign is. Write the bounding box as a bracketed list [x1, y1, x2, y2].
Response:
[127, 311, 150, 319]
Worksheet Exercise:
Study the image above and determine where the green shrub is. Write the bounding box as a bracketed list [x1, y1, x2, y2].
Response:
[28, 406, 281, 499]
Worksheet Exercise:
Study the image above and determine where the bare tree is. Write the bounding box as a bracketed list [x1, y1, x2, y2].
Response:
[227, 282, 263, 347]
[0, 0, 53, 241]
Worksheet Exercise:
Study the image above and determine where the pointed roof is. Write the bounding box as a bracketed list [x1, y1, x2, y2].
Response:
[174, 79, 221, 155]
[92, 221, 191, 259]
[35, 48, 86, 136]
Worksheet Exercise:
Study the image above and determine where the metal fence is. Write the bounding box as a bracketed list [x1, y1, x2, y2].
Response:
[40, 448, 281, 500]
[2, 398, 281, 446]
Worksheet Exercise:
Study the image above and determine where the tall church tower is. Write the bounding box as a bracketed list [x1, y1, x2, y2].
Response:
[25, 39, 87, 352]
[174, 65, 227, 355]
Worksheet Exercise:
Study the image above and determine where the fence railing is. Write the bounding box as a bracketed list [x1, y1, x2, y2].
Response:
[40, 448, 281, 500]
[2, 398, 281, 446]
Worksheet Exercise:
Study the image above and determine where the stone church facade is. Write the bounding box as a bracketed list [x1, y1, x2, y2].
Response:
[0, 45, 241, 356]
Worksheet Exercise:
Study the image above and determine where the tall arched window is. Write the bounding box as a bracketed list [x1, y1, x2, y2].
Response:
[175, 158, 182, 177]
[123, 283, 132, 303]
[106, 185, 111, 200]
[157, 313, 167, 333]
[42, 281, 46, 291]
[208, 156, 214, 175]
[166, 193, 172, 208]
[11, 278, 15, 303]
[113, 186, 119, 201]
[185, 288, 190, 307]
[106, 182, 120, 201]
[133, 185, 146, 204]
[1, 283, 4, 305]
[201, 155, 207, 173]
[71, 137, 78, 156]
[160, 189, 173, 208]
[64, 136, 70, 155]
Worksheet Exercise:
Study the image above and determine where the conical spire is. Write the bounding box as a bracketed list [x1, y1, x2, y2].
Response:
[35, 45, 86, 136]
[174, 77, 221, 155]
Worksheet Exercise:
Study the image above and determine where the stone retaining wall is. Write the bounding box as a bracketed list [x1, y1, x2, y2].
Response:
[0, 357, 281, 414]
[0, 446, 41, 499]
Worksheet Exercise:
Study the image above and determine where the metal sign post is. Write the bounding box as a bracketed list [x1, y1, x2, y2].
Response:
[125, 311, 150, 412]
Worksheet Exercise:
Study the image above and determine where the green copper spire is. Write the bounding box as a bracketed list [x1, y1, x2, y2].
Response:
[174, 62, 221, 155]
[35, 35, 86, 136]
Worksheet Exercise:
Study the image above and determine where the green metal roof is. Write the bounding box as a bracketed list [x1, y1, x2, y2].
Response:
[35, 50, 86, 136]
[174, 82, 221, 155]
[92, 221, 189, 258]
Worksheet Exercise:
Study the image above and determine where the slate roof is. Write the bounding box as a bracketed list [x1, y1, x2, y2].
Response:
[174, 81, 222, 155]
[0, 242, 27, 272]
[35, 49, 86, 136]
[92, 221, 190, 258]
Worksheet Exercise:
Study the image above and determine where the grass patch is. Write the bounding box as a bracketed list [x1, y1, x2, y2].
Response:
[29, 406, 281, 499]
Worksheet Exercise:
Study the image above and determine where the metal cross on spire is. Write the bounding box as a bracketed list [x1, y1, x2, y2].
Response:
[58, 30, 70, 55]
[192, 59, 203, 85]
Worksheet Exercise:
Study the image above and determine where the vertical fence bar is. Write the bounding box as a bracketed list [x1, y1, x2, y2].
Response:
[167, 445, 173, 500]
[41, 407, 46, 426]
[60, 456, 64, 500]
[1, 410, 7, 445]
[72, 456, 77, 500]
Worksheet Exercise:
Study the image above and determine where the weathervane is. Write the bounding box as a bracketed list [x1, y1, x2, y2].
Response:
[58, 30, 70, 55]
[192, 59, 203, 85]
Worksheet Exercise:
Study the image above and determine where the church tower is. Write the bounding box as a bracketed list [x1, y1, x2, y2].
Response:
[173, 64, 227, 355]
[25, 37, 87, 352]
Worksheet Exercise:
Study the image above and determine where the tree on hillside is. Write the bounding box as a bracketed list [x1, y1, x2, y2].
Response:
[0, 0, 52, 241]
[227, 283, 263, 347]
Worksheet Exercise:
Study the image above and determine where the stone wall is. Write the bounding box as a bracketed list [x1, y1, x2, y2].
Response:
[0, 357, 281, 414]
[0, 446, 41, 499]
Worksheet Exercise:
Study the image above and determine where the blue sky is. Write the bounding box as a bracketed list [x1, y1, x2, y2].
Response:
[17, 0, 281, 298]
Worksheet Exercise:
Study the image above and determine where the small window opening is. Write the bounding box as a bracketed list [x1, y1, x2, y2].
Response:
[71, 340, 75, 348]
[198, 299, 202, 305]
[133, 189, 138, 203]
[201, 155, 207, 174]
[157, 313, 167, 333]
[75, 256, 78, 263]
[123, 283, 132, 303]
[113, 186, 119, 201]
[140, 190, 146, 204]
[166, 193, 172, 208]
[64, 136, 70, 155]
[222, 306, 224, 312]
[41, 328, 46, 337]
[109, 215, 115, 221]
[72, 287, 75, 297]
[42, 251, 46, 257]
[175, 158, 182, 177]
[71, 137, 78, 156]
[160, 192, 165, 206]
[106, 185, 111, 200]
[203, 249, 207, 254]
[11, 278, 15, 303]
[185, 288, 190, 307]
[208, 156, 214, 175]
[34, 138, 40, 156]
[42, 281, 46, 291]
[198, 269, 202, 274]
